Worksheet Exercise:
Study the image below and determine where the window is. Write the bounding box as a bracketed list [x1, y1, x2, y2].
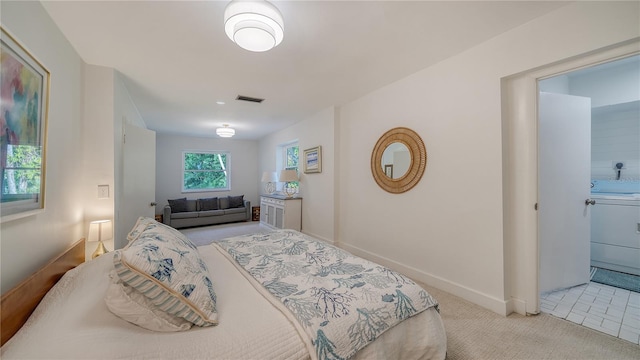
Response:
[2, 144, 42, 200]
[182, 151, 230, 192]
[284, 143, 299, 171]
[280, 142, 299, 193]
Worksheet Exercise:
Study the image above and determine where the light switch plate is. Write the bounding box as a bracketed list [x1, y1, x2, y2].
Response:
[98, 185, 109, 199]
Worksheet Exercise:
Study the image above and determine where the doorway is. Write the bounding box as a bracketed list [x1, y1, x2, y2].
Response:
[119, 124, 157, 249]
[502, 40, 639, 318]
[538, 54, 640, 293]
[536, 55, 640, 344]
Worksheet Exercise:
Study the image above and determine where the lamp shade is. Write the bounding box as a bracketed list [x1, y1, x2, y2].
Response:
[216, 124, 235, 138]
[261, 171, 277, 194]
[279, 169, 298, 182]
[261, 171, 277, 182]
[224, 0, 284, 52]
[279, 169, 298, 198]
[88, 220, 113, 242]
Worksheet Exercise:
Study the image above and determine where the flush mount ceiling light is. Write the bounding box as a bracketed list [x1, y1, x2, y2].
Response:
[216, 124, 236, 138]
[224, 0, 284, 52]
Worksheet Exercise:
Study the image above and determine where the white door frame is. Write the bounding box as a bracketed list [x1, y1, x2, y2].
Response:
[503, 40, 639, 316]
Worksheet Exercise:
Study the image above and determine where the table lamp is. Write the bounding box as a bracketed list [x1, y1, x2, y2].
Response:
[261, 171, 277, 194]
[88, 219, 113, 259]
[279, 169, 299, 198]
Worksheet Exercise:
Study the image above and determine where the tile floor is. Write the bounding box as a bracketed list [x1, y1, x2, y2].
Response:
[541, 281, 640, 345]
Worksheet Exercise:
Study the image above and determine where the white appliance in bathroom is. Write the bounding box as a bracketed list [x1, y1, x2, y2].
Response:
[590, 180, 640, 276]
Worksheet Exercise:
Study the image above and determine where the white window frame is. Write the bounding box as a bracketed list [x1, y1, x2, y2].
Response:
[277, 141, 299, 194]
[181, 150, 231, 193]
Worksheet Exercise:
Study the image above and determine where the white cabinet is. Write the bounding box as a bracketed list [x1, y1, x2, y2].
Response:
[260, 195, 302, 231]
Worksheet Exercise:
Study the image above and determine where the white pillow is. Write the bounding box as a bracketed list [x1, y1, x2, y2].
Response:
[113, 221, 218, 327]
[126, 217, 157, 244]
[104, 271, 193, 332]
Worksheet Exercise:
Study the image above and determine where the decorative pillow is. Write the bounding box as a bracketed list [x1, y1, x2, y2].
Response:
[126, 217, 158, 243]
[105, 271, 193, 332]
[167, 198, 188, 213]
[219, 197, 230, 209]
[199, 197, 218, 211]
[228, 195, 244, 208]
[112, 222, 218, 327]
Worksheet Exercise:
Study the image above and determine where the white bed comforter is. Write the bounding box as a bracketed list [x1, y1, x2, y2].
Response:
[1, 244, 446, 360]
[214, 230, 442, 360]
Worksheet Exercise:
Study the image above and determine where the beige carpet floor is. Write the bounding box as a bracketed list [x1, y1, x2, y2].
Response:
[182, 222, 640, 360]
[422, 284, 639, 359]
[180, 221, 273, 246]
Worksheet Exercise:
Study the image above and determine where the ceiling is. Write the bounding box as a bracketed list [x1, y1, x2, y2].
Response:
[42, 0, 568, 140]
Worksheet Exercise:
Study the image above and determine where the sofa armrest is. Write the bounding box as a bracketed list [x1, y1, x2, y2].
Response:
[163, 205, 172, 225]
[244, 200, 251, 220]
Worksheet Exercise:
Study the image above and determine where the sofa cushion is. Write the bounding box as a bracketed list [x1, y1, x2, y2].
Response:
[223, 207, 246, 215]
[168, 198, 188, 213]
[112, 221, 218, 327]
[199, 210, 225, 217]
[199, 197, 219, 211]
[185, 199, 198, 212]
[171, 211, 199, 219]
[219, 197, 230, 209]
[228, 195, 244, 208]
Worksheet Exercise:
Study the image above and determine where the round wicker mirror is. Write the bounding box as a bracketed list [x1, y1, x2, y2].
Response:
[371, 127, 427, 194]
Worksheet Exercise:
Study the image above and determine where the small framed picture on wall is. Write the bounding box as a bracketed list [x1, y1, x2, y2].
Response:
[303, 146, 322, 174]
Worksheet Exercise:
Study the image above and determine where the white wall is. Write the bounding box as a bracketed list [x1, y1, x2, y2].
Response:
[572, 60, 640, 179]
[1, 1, 85, 294]
[261, 2, 639, 314]
[341, 1, 639, 314]
[113, 71, 148, 249]
[82, 67, 148, 257]
[1, 2, 150, 291]
[570, 58, 640, 108]
[259, 107, 336, 243]
[539, 57, 640, 180]
[592, 103, 640, 179]
[155, 134, 259, 215]
[82, 65, 115, 259]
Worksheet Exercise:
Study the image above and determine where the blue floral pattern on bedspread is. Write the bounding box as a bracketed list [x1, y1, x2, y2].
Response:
[214, 230, 438, 360]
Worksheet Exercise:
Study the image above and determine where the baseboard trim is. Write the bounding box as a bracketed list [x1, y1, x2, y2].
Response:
[301, 230, 335, 245]
[506, 297, 531, 315]
[340, 242, 510, 316]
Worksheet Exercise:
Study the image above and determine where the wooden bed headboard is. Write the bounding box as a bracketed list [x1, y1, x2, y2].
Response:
[1, 239, 85, 346]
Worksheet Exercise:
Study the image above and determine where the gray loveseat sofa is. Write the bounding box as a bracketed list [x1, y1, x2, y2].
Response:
[163, 195, 250, 229]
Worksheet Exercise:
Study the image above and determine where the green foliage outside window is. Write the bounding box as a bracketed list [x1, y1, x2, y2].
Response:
[183, 151, 229, 191]
[285, 146, 298, 169]
[2, 145, 42, 200]
[284, 145, 299, 191]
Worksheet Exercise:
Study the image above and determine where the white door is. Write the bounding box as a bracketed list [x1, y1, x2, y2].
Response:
[538, 92, 592, 293]
[119, 124, 156, 248]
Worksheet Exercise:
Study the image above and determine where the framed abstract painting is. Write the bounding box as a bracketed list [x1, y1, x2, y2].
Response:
[1, 27, 50, 222]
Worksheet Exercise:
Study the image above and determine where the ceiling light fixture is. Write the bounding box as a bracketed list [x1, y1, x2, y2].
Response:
[216, 124, 236, 138]
[224, 0, 284, 52]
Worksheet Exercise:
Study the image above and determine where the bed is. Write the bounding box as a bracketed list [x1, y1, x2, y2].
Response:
[1, 218, 446, 359]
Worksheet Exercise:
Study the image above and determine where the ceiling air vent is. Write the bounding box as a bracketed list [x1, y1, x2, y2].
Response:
[236, 95, 264, 103]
